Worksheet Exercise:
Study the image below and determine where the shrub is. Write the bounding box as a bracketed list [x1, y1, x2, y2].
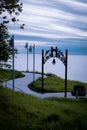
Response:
[71, 85, 86, 96]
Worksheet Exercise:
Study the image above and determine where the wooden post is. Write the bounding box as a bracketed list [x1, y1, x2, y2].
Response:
[76, 90, 79, 99]
[65, 49, 68, 98]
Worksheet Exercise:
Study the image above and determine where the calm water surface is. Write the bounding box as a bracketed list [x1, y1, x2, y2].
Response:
[10, 54, 87, 83]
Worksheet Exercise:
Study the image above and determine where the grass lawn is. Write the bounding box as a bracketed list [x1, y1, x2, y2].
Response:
[0, 86, 87, 130]
[0, 68, 87, 129]
[0, 68, 24, 82]
[28, 73, 87, 93]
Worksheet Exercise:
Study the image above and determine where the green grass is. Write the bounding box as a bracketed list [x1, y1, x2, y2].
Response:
[0, 68, 24, 82]
[0, 86, 87, 130]
[28, 73, 87, 93]
[0, 68, 87, 129]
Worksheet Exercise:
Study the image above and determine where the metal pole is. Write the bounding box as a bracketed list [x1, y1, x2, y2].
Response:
[42, 49, 44, 93]
[12, 35, 15, 91]
[27, 43, 29, 72]
[33, 44, 35, 82]
[65, 49, 68, 98]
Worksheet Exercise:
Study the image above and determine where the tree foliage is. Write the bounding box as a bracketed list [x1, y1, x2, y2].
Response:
[0, 23, 9, 62]
[0, 0, 23, 68]
[0, 0, 25, 28]
[0, 23, 17, 68]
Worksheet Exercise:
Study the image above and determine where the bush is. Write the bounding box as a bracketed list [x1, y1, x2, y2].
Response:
[73, 85, 85, 91]
[71, 85, 86, 96]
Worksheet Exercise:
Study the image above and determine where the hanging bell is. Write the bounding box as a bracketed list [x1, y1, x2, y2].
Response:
[52, 58, 56, 65]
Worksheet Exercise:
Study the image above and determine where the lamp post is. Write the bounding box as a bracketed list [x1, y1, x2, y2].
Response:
[29, 44, 35, 82]
[25, 43, 29, 72]
[9, 35, 15, 91]
[25, 43, 35, 81]
[33, 44, 35, 82]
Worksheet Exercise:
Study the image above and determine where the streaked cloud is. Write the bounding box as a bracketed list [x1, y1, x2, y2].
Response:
[8, 0, 87, 48]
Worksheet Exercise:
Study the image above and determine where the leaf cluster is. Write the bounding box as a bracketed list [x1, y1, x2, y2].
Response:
[0, 0, 25, 28]
[0, 23, 9, 62]
[0, 23, 18, 68]
[0, 0, 24, 68]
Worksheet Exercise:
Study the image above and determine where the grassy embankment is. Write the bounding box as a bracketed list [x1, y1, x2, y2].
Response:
[0, 68, 24, 82]
[0, 68, 87, 130]
[29, 73, 87, 93]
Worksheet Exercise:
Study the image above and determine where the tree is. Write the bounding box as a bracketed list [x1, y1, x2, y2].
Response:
[0, 0, 25, 28]
[0, 23, 18, 68]
[0, 23, 12, 68]
[0, 23, 9, 62]
[0, 0, 23, 68]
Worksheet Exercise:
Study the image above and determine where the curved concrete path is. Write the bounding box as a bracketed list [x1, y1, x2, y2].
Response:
[3, 73, 87, 99]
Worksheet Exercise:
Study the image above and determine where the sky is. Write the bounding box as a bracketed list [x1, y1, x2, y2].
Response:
[8, 0, 87, 54]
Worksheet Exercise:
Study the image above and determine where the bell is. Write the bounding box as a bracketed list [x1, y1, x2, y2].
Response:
[52, 59, 56, 65]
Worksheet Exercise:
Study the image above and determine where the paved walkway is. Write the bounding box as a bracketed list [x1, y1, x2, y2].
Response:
[3, 73, 87, 99]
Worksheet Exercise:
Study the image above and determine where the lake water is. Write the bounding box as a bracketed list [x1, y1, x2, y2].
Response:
[10, 54, 87, 83]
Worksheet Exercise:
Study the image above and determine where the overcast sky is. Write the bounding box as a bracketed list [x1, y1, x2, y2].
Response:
[8, 0, 87, 47]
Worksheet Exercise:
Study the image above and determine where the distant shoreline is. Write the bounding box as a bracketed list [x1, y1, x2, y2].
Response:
[18, 53, 87, 56]
[15, 45, 87, 55]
